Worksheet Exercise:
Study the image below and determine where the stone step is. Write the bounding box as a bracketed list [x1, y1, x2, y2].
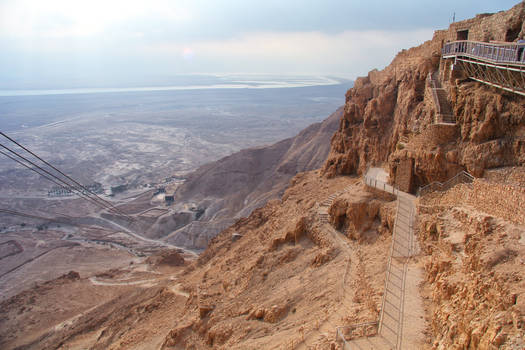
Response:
[437, 102, 452, 113]
[435, 90, 453, 114]
[439, 114, 456, 123]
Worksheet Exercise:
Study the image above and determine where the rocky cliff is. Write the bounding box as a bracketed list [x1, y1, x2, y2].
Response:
[323, 2, 525, 191]
[1, 3, 524, 350]
[418, 169, 525, 350]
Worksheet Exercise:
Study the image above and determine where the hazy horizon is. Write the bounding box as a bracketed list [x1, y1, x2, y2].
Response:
[0, 0, 520, 89]
[0, 74, 351, 95]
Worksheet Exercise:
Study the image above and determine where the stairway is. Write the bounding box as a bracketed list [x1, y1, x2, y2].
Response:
[428, 72, 456, 124]
[318, 184, 356, 224]
[434, 88, 455, 124]
[435, 89, 452, 115]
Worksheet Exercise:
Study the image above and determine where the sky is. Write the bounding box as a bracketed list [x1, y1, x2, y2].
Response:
[0, 0, 521, 89]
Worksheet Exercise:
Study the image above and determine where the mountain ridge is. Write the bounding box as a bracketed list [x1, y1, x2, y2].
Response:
[148, 107, 343, 249]
[1, 3, 524, 349]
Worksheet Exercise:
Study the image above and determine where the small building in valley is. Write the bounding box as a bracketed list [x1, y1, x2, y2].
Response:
[164, 195, 174, 204]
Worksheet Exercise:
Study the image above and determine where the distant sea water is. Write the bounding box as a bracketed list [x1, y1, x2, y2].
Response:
[0, 75, 353, 133]
[0, 75, 344, 97]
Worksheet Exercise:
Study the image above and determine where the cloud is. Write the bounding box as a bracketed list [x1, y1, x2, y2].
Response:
[146, 29, 434, 77]
[0, 0, 451, 85]
[0, 0, 192, 38]
[0, 24, 433, 86]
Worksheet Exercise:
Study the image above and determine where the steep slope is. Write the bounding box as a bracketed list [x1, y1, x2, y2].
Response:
[418, 169, 525, 350]
[323, 2, 525, 190]
[319, 3, 525, 349]
[2, 4, 524, 350]
[151, 107, 342, 249]
[4, 172, 397, 350]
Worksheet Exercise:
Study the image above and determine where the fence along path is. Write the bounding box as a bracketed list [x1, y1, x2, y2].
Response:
[417, 170, 473, 197]
[334, 169, 423, 349]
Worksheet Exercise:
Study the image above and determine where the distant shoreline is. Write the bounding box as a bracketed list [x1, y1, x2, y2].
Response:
[0, 78, 345, 97]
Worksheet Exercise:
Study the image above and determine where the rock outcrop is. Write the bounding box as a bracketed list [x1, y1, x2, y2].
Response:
[2, 4, 524, 350]
[146, 249, 185, 267]
[419, 179, 525, 350]
[327, 188, 392, 242]
[323, 2, 525, 190]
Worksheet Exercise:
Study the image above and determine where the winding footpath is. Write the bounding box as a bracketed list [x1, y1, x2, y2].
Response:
[295, 183, 357, 350]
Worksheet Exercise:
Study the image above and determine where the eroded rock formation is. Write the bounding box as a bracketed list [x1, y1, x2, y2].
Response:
[323, 2, 525, 190]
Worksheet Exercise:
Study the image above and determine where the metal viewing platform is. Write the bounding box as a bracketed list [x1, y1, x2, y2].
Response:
[442, 40, 525, 96]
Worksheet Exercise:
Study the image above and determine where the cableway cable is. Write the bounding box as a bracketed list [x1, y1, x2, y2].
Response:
[0, 132, 134, 221]
[0, 148, 129, 218]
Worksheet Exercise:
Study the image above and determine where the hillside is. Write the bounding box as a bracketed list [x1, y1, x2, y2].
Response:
[1, 3, 524, 350]
[147, 107, 342, 249]
[323, 4, 525, 187]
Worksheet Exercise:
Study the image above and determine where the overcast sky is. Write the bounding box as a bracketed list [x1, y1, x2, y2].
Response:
[0, 0, 520, 88]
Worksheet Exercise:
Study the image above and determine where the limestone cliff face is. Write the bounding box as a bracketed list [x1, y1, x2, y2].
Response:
[322, 43, 439, 179]
[449, 83, 525, 176]
[323, 2, 525, 190]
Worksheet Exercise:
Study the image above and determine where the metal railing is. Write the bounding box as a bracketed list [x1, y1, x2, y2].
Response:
[417, 170, 474, 197]
[364, 175, 400, 196]
[426, 73, 455, 124]
[443, 40, 525, 65]
[337, 172, 417, 349]
[427, 73, 441, 115]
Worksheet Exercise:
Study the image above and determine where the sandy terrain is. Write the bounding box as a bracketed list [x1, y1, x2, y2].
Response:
[0, 255, 190, 350]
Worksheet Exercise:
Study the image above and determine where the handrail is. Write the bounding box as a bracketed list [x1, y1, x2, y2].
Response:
[344, 170, 417, 349]
[427, 72, 455, 124]
[449, 39, 525, 47]
[427, 73, 441, 115]
[427, 73, 456, 124]
[364, 174, 400, 196]
[417, 170, 474, 197]
[443, 40, 525, 65]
